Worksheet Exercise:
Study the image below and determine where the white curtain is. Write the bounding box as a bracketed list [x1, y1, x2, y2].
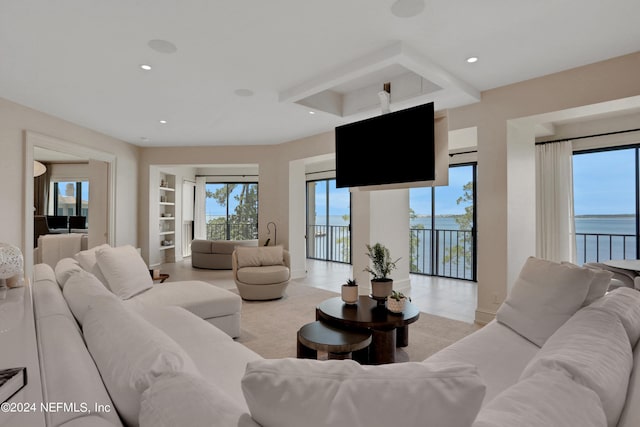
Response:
[536, 141, 576, 262]
[194, 176, 207, 240]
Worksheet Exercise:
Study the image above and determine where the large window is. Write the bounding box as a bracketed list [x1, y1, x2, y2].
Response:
[409, 164, 476, 280]
[53, 180, 89, 220]
[306, 179, 351, 263]
[573, 147, 637, 263]
[205, 183, 258, 240]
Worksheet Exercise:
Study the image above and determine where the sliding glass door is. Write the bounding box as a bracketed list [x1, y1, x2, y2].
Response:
[204, 183, 258, 240]
[306, 179, 351, 263]
[410, 164, 477, 280]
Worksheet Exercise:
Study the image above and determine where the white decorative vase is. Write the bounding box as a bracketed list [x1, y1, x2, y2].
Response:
[371, 279, 393, 299]
[341, 285, 358, 304]
[387, 297, 406, 314]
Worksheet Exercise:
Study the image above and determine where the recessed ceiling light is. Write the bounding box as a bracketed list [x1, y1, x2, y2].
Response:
[159, 120, 168, 124]
[148, 39, 177, 54]
[466, 56, 479, 63]
[140, 137, 150, 142]
[309, 111, 316, 115]
[140, 64, 152, 71]
[391, 0, 425, 18]
[234, 89, 254, 97]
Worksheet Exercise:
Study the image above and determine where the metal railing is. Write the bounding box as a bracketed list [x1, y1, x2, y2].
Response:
[206, 222, 258, 241]
[575, 232, 636, 264]
[306, 225, 351, 264]
[410, 228, 475, 280]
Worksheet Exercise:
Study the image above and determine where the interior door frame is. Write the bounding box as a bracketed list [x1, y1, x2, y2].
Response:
[23, 131, 117, 275]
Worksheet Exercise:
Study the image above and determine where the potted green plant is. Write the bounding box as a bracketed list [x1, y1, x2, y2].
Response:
[364, 243, 400, 299]
[341, 278, 358, 305]
[387, 290, 411, 314]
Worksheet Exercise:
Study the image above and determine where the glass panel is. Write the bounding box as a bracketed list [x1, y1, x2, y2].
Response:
[328, 180, 350, 263]
[227, 183, 258, 240]
[57, 181, 77, 216]
[205, 183, 227, 240]
[409, 187, 433, 274]
[573, 148, 636, 263]
[308, 181, 328, 259]
[434, 165, 474, 279]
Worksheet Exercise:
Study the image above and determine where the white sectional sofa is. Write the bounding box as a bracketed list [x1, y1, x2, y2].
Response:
[29, 254, 640, 427]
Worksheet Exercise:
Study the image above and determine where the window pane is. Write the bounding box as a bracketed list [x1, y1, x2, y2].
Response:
[573, 148, 636, 262]
[328, 179, 350, 263]
[409, 187, 432, 274]
[204, 183, 258, 240]
[57, 181, 77, 216]
[205, 184, 228, 240]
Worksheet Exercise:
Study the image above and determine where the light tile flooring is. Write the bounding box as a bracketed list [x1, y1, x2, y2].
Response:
[160, 258, 478, 324]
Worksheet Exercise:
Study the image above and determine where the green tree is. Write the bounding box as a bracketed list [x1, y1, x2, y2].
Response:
[409, 207, 425, 272]
[443, 181, 474, 272]
[206, 183, 258, 240]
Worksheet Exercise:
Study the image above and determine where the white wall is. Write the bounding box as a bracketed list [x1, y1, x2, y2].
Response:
[0, 96, 139, 274]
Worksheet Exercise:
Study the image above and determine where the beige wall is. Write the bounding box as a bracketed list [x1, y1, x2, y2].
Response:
[0, 97, 139, 272]
[447, 51, 640, 323]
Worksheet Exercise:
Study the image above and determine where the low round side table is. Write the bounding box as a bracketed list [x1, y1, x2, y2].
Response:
[297, 321, 372, 361]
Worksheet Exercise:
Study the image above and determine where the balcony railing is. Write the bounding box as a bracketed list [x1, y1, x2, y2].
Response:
[575, 232, 636, 264]
[410, 228, 475, 280]
[206, 222, 258, 241]
[306, 225, 351, 264]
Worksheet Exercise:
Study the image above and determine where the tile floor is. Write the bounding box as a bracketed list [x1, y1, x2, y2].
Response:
[160, 257, 478, 324]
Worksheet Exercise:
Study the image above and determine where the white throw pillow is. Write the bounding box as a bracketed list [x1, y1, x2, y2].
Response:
[139, 373, 260, 427]
[241, 358, 486, 427]
[83, 298, 199, 427]
[74, 244, 111, 287]
[563, 261, 613, 306]
[473, 371, 606, 427]
[236, 246, 284, 268]
[63, 270, 120, 325]
[54, 257, 83, 289]
[588, 287, 640, 348]
[520, 308, 632, 427]
[258, 246, 284, 266]
[95, 245, 153, 300]
[496, 256, 594, 347]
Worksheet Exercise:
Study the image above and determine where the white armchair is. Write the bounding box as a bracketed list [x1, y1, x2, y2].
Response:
[232, 246, 290, 300]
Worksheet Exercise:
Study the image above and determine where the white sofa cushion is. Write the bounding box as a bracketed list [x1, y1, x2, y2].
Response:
[563, 261, 613, 306]
[139, 373, 259, 427]
[74, 244, 111, 287]
[54, 257, 84, 289]
[236, 246, 284, 268]
[496, 256, 594, 347]
[520, 308, 632, 427]
[125, 280, 241, 319]
[83, 299, 199, 427]
[136, 305, 262, 410]
[63, 270, 120, 325]
[95, 245, 153, 300]
[424, 320, 539, 405]
[241, 358, 486, 427]
[588, 286, 640, 347]
[473, 371, 606, 427]
[237, 265, 290, 285]
[617, 339, 640, 427]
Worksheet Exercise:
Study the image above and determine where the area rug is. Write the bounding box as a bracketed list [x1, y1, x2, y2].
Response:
[235, 284, 481, 362]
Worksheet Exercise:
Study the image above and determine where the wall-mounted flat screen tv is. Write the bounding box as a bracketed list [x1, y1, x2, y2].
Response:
[335, 102, 434, 188]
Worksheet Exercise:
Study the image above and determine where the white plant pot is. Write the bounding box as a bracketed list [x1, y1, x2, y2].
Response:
[341, 285, 359, 304]
[387, 297, 406, 314]
[371, 279, 393, 299]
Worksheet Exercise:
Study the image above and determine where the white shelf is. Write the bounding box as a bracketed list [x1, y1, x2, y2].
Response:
[159, 202, 175, 206]
[159, 231, 175, 236]
[159, 245, 175, 251]
[159, 186, 175, 192]
[159, 217, 174, 220]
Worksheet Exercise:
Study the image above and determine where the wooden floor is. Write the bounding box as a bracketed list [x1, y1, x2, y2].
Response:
[160, 257, 478, 324]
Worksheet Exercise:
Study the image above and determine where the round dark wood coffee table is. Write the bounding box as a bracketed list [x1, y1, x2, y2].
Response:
[297, 321, 372, 360]
[316, 296, 420, 364]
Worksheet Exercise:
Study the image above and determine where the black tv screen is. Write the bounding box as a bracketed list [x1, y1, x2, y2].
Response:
[335, 102, 435, 188]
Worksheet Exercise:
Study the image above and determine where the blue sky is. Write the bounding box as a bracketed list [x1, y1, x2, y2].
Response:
[573, 148, 635, 215]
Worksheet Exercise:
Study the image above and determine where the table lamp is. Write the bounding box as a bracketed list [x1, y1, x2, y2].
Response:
[0, 243, 23, 300]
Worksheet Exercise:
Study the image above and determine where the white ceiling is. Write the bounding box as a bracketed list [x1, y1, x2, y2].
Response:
[1, 0, 639, 147]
